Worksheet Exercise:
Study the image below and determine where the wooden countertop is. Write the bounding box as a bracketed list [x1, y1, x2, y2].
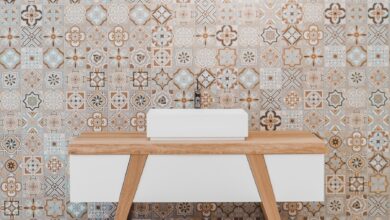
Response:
[68, 131, 326, 155]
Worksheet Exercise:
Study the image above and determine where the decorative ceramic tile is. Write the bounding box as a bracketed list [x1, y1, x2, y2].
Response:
[0, 0, 389, 219]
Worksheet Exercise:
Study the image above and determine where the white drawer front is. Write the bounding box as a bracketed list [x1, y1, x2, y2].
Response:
[265, 154, 324, 202]
[69, 155, 130, 202]
[70, 155, 324, 202]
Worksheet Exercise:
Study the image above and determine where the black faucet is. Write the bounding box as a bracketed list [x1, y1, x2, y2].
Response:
[194, 79, 201, 109]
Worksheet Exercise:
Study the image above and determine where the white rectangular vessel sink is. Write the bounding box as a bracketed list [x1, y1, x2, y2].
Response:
[147, 109, 248, 140]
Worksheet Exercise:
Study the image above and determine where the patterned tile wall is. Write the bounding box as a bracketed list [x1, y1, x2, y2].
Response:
[0, 0, 389, 219]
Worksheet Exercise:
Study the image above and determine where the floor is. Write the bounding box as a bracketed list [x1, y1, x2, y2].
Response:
[128, 203, 266, 220]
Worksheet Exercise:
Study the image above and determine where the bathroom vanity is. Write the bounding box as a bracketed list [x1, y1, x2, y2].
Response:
[69, 109, 326, 220]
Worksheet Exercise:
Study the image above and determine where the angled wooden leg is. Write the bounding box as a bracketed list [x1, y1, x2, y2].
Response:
[247, 154, 280, 220]
[115, 154, 148, 220]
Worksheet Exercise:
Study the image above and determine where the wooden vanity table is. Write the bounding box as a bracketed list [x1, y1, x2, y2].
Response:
[69, 131, 326, 220]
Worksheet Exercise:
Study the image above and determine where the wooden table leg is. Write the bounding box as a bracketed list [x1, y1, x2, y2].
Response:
[247, 154, 281, 220]
[115, 154, 148, 220]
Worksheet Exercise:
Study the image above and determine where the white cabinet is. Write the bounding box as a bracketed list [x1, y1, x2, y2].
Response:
[69, 154, 324, 202]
